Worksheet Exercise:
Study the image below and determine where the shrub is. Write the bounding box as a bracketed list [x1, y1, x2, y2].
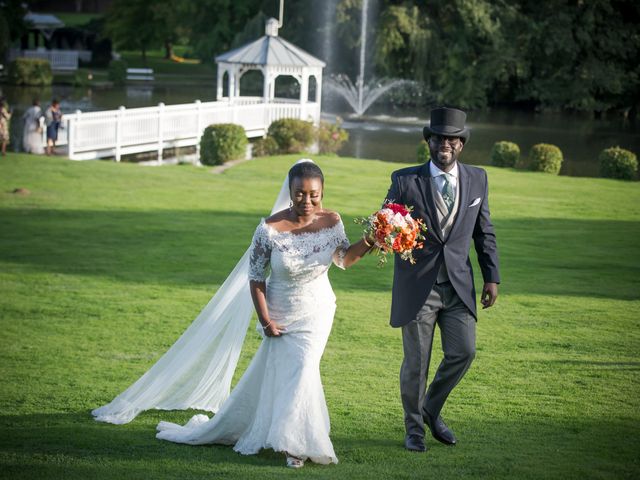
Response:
[108, 59, 127, 86]
[317, 118, 349, 154]
[199, 123, 247, 166]
[416, 141, 429, 163]
[7, 58, 52, 86]
[491, 141, 520, 167]
[252, 136, 279, 157]
[599, 147, 637, 180]
[529, 143, 563, 174]
[267, 118, 315, 153]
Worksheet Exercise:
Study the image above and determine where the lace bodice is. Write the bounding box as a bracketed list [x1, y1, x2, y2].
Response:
[248, 217, 351, 283]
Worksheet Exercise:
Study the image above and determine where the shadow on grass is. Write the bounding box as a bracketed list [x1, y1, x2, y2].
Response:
[1, 207, 639, 299]
[1, 411, 638, 479]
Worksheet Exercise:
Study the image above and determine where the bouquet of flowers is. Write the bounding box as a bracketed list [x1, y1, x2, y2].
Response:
[356, 201, 427, 266]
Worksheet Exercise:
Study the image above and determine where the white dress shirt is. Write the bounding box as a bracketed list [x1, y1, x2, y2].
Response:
[429, 161, 458, 197]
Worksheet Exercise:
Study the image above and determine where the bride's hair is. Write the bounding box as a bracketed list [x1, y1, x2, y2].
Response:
[288, 161, 324, 187]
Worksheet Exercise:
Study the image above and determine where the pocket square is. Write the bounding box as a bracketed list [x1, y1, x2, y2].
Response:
[468, 197, 481, 207]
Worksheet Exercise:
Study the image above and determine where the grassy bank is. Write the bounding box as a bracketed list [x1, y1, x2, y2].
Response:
[0, 153, 638, 479]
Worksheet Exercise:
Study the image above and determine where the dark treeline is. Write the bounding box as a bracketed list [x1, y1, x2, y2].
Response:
[8, 0, 639, 114]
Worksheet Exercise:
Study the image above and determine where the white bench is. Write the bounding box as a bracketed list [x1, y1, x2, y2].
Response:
[126, 68, 154, 81]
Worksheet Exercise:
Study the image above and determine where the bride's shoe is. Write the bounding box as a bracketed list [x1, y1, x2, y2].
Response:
[285, 453, 304, 469]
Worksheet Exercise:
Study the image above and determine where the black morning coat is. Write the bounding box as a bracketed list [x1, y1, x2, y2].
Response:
[385, 161, 501, 327]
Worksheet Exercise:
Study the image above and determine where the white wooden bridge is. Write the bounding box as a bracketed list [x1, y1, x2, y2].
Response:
[58, 97, 320, 161]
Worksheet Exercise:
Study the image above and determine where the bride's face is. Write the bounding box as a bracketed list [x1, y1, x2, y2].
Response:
[290, 176, 323, 217]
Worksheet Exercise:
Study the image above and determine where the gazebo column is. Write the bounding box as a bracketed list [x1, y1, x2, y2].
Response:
[269, 72, 276, 100]
[262, 67, 271, 103]
[216, 66, 225, 100]
[234, 69, 242, 98]
[228, 67, 236, 101]
[314, 72, 322, 124]
[299, 70, 309, 121]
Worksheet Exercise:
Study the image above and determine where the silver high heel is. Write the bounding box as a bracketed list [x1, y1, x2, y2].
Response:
[285, 453, 304, 469]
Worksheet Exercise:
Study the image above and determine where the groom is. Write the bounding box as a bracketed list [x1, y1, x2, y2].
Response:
[384, 107, 500, 452]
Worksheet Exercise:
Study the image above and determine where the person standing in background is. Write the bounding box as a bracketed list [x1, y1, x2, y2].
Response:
[45, 99, 63, 156]
[0, 96, 11, 156]
[22, 98, 44, 155]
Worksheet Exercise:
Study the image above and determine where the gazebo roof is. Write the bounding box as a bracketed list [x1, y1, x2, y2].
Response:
[24, 13, 65, 30]
[215, 19, 325, 69]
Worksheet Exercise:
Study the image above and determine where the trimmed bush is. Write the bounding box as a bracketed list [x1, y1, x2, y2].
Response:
[416, 141, 430, 163]
[599, 147, 637, 180]
[252, 136, 279, 157]
[7, 58, 52, 86]
[529, 143, 563, 174]
[267, 118, 315, 153]
[491, 141, 520, 167]
[199, 123, 248, 166]
[108, 59, 127, 86]
[317, 118, 349, 154]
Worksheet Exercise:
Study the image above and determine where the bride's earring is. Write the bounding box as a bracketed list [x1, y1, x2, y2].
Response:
[289, 201, 293, 211]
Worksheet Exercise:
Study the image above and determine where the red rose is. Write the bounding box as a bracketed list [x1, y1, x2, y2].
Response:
[387, 203, 409, 216]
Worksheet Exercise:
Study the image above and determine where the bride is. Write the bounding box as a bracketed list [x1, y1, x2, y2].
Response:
[93, 159, 373, 468]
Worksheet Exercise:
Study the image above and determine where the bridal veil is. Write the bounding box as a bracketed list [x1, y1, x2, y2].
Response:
[92, 159, 312, 424]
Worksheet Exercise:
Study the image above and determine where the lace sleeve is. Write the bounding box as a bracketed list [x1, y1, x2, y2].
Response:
[332, 218, 351, 270]
[248, 220, 272, 281]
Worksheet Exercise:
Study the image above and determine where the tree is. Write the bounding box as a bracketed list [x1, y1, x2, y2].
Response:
[0, 0, 29, 60]
[105, 0, 162, 62]
[513, 0, 640, 113]
[182, 0, 261, 62]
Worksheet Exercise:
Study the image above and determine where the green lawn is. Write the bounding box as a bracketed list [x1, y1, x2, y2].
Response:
[0, 153, 639, 479]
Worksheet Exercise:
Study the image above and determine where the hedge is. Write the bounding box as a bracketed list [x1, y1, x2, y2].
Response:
[268, 119, 315, 153]
[7, 58, 52, 86]
[599, 147, 637, 180]
[491, 141, 520, 168]
[199, 124, 248, 166]
[529, 143, 563, 174]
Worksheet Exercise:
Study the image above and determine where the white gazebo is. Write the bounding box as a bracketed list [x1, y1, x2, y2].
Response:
[215, 18, 325, 124]
[9, 13, 81, 71]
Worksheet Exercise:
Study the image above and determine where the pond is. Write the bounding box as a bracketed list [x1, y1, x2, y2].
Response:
[3, 83, 639, 178]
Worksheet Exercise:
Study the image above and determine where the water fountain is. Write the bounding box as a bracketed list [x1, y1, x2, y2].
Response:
[324, 0, 406, 117]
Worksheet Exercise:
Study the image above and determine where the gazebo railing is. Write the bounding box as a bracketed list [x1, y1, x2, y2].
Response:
[9, 48, 79, 71]
[63, 99, 321, 161]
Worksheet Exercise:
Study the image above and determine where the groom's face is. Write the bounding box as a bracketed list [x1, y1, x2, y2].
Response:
[428, 135, 464, 171]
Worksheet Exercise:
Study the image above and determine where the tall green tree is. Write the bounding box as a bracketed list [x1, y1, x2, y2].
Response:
[106, 0, 160, 61]
[0, 0, 29, 59]
[513, 0, 640, 113]
[182, 0, 261, 62]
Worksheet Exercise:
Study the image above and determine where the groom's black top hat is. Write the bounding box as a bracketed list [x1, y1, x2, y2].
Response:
[423, 107, 471, 143]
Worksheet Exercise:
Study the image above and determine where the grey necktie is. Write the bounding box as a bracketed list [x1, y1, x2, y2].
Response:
[442, 173, 455, 213]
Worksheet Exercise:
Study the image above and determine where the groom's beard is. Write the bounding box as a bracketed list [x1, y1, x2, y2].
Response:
[430, 147, 461, 171]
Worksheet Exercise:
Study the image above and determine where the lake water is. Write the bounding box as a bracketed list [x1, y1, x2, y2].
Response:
[3, 83, 639, 178]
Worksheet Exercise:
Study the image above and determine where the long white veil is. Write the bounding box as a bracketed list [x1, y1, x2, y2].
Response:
[92, 159, 312, 424]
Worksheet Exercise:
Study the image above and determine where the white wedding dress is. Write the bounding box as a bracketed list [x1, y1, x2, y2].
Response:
[155, 217, 350, 464]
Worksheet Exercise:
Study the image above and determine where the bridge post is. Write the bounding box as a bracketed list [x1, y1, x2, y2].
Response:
[195, 100, 202, 160]
[157, 102, 165, 163]
[115, 106, 125, 162]
[68, 110, 81, 159]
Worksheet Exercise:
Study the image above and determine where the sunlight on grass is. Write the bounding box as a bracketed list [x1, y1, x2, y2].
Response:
[0, 153, 639, 479]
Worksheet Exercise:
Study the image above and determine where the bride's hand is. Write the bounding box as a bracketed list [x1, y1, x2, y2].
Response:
[263, 321, 286, 337]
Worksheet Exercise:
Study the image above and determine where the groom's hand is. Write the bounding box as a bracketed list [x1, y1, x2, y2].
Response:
[481, 282, 498, 309]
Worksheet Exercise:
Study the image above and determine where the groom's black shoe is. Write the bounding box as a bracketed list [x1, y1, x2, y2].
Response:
[423, 411, 457, 446]
[404, 434, 427, 452]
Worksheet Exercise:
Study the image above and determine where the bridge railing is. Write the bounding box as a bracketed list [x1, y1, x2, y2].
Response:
[64, 99, 321, 161]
